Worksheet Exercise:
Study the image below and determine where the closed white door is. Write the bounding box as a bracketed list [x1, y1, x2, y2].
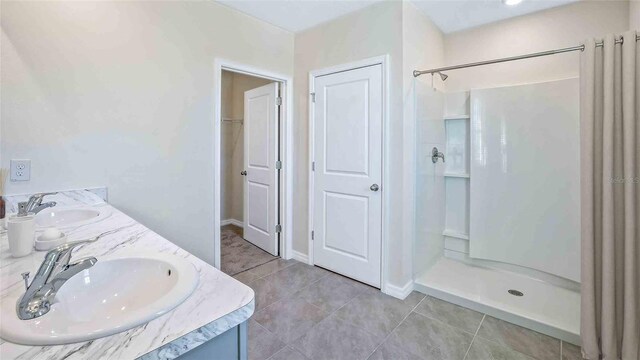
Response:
[243, 82, 279, 256]
[312, 64, 383, 287]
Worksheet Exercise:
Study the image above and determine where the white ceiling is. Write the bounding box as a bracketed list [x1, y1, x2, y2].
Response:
[412, 0, 579, 33]
[216, 0, 579, 34]
[216, 0, 385, 33]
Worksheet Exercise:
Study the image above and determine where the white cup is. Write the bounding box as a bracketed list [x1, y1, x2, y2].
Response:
[7, 214, 35, 258]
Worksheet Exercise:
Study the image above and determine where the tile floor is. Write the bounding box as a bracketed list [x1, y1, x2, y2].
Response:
[221, 225, 277, 275]
[232, 259, 583, 360]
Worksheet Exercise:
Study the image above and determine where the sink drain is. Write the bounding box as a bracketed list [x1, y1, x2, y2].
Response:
[508, 289, 524, 297]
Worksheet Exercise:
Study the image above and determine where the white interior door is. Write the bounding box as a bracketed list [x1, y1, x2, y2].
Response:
[312, 64, 382, 287]
[243, 82, 279, 256]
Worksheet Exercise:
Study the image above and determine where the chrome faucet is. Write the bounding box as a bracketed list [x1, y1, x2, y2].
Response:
[21, 192, 58, 215]
[17, 239, 97, 320]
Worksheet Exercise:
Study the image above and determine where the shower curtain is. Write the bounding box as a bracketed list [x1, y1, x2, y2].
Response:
[580, 30, 639, 360]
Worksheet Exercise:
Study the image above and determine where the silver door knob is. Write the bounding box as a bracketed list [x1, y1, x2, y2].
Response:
[240, 171, 247, 176]
[370, 184, 379, 192]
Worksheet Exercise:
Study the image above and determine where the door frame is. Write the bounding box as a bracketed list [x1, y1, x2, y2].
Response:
[213, 59, 294, 268]
[307, 55, 389, 293]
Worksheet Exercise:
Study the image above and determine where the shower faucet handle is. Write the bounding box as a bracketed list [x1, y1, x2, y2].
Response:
[431, 147, 445, 163]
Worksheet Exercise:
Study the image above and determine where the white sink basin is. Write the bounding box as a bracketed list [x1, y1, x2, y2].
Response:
[0, 254, 199, 345]
[35, 206, 112, 229]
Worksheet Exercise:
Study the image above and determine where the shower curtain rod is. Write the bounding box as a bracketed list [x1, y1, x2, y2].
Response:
[413, 34, 640, 78]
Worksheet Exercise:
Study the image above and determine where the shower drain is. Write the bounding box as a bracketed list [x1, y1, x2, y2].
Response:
[508, 289, 524, 297]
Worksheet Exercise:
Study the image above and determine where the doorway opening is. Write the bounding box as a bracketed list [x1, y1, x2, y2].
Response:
[214, 61, 293, 276]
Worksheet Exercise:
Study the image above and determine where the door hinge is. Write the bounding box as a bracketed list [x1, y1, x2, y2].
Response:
[275, 224, 282, 233]
[275, 160, 282, 170]
[276, 97, 282, 106]
[311, 161, 315, 171]
[311, 231, 314, 240]
[310, 92, 316, 103]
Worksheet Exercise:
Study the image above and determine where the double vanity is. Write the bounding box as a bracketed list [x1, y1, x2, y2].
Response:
[0, 190, 255, 359]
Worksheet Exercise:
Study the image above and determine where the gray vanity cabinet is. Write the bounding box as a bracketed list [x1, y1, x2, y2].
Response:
[178, 322, 248, 360]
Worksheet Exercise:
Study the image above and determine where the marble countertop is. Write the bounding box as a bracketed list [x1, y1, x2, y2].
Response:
[0, 190, 255, 360]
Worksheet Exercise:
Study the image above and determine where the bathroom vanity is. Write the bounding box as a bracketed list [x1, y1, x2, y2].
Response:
[0, 190, 255, 359]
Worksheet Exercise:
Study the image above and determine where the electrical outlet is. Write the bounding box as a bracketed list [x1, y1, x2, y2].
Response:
[10, 159, 31, 182]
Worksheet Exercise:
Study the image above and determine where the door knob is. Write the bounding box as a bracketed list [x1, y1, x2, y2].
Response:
[370, 184, 379, 192]
[240, 170, 247, 176]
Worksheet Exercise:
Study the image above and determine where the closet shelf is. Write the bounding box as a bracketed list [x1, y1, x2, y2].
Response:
[222, 118, 244, 124]
[443, 230, 470, 240]
[444, 172, 470, 178]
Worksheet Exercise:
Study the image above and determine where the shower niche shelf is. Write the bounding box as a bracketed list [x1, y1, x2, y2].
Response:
[444, 116, 469, 175]
[444, 115, 470, 121]
[443, 91, 471, 253]
[444, 173, 469, 178]
[444, 177, 469, 239]
[442, 230, 469, 240]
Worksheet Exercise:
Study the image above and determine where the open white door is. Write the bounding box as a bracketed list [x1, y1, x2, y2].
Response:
[243, 82, 279, 256]
[312, 64, 383, 287]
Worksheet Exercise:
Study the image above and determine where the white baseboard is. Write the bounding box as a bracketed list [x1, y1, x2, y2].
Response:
[292, 250, 309, 264]
[221, 219, 243, 228]
[383, 279, 414, 300]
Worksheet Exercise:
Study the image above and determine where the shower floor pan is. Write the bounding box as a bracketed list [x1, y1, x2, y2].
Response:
[414, 257, 580, 345]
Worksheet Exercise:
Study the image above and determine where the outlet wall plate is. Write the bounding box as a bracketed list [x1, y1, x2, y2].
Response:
[10, 159, 31, 182]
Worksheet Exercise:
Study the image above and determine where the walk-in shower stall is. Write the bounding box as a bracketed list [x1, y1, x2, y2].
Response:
[409, 43, 604, 345]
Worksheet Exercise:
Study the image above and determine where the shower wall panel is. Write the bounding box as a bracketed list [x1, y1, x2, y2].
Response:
[413, 81, 446, 277]
[469, 78, 580, 282]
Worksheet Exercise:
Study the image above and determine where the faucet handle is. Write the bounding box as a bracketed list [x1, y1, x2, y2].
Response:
[27, 192, 57, 204]
[47, 238, 97, 257]
[21, 272, 30, 290]
[25, 192, 57, 213]
[431, 147, 445, 163]
[44, 238, 98, 267]
[34, 192, 58, 198]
